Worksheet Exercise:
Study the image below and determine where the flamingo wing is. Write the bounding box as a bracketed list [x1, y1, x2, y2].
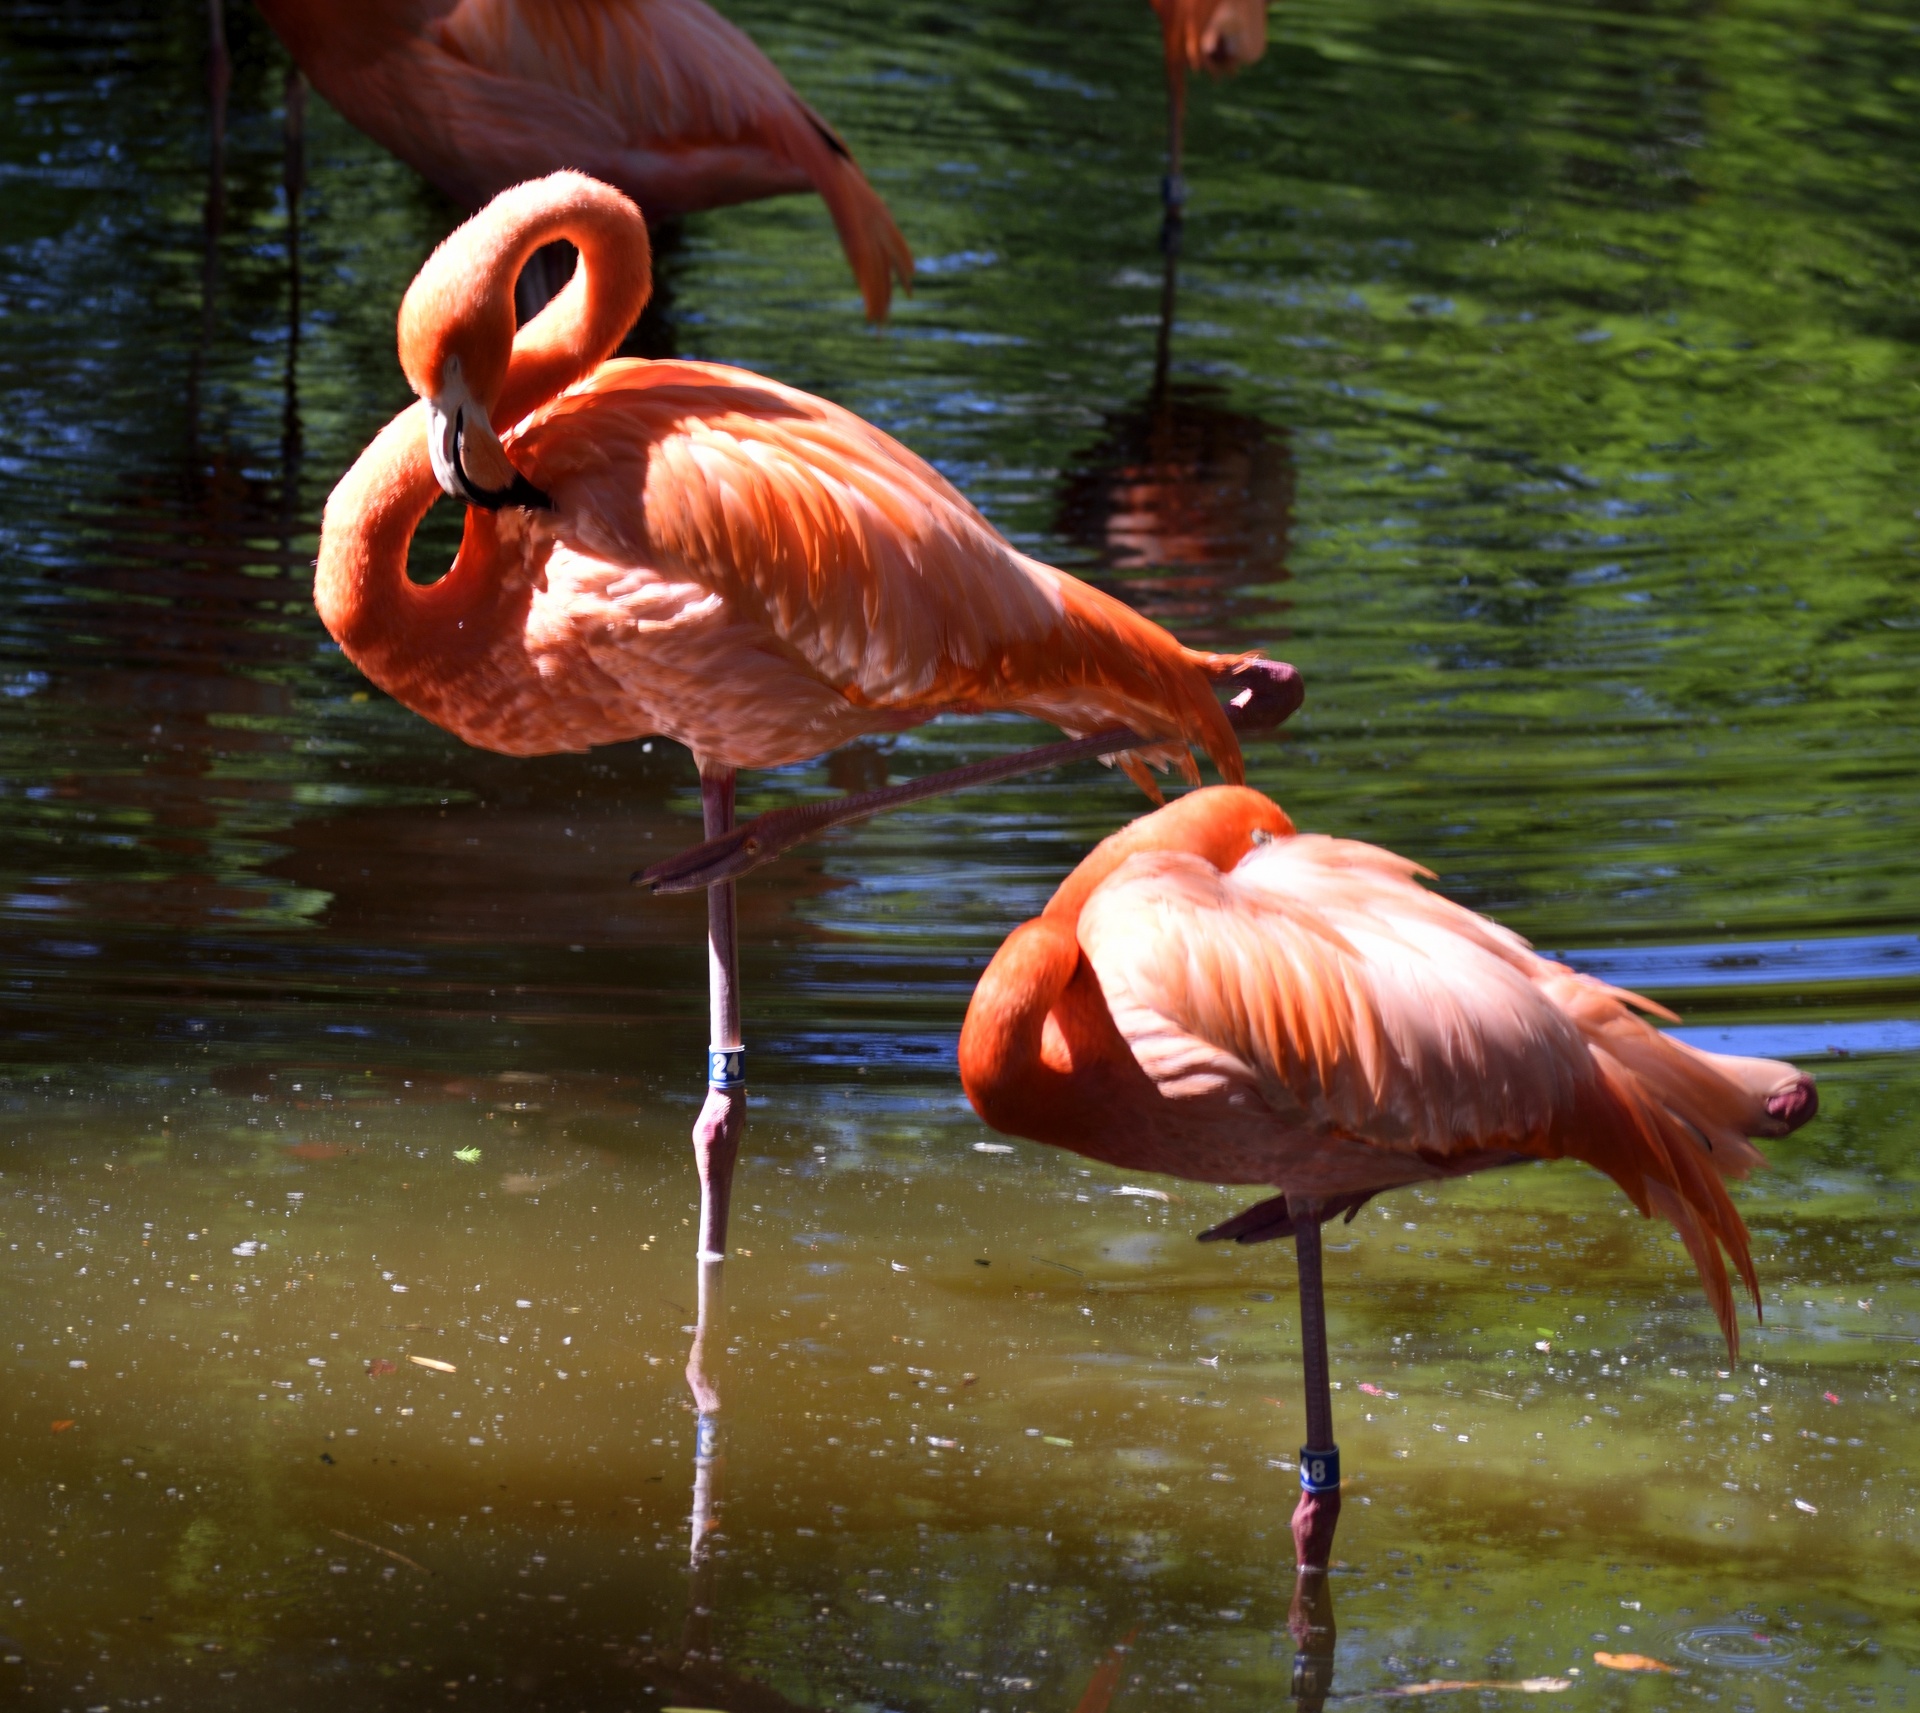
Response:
[1077, 834, 1809, 1349]
[429, 0, 913, 314]
[1077, 837, 1596, 1154]
[507, 360, 1243, 778]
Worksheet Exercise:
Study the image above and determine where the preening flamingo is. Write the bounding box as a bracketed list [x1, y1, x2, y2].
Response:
[249, 0, 913, 320]
[1149, 0, 1268, 222]
[314, 170, 1287, 1263]
[958, 785, 1819, 1571]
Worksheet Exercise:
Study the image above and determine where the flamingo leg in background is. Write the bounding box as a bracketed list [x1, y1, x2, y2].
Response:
[1162, 58, 1188, 247]
[639, 659, 1304, 896]
[207, 0, 229, 217]
[1291, 1203, 1343, 1571]
[693, 770, 746, 1263]
[285, 67, 307, 215]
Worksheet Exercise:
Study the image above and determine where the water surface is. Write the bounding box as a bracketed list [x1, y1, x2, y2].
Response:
[2, 0, 1918, 1708]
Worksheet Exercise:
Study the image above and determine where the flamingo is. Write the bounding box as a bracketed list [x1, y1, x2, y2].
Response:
[313, 170, 1292, 1265]
[1149, 0, 1269, 226]
[248, 0, 913, 321]
[958, 785, 1818, 1572]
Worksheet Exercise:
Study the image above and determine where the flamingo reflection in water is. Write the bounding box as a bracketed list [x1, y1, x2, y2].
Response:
[1054, 225, 1292, 662]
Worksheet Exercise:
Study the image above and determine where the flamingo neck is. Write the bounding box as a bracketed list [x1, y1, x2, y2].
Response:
[400, 172, 654, 434]
[959, 916, 1141, 1151]
[315, 173, 652, 708]
[313, 402, 523, 696]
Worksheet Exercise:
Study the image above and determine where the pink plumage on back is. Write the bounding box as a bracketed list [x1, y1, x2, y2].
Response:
[960, 786, 1819, 1354]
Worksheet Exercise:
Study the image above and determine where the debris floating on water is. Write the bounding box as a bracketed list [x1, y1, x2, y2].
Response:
[1594, 1653, 1678, 1673]
[408, 1355, 456, 1374]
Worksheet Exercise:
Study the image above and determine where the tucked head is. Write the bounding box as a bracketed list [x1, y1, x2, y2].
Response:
[396, 172, 651, 513]
[1044, 784, 1294, 924]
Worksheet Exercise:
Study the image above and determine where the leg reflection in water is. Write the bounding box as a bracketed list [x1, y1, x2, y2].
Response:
[637, 1257, 1340, 1707]
[633, 1256, 820, 1713]
[1289, 1567, 1338, 1712]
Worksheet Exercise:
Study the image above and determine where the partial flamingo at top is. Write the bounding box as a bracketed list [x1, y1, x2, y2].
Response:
[1149, 0, 1269, 209]
[960, 786, 1819, 1354]
[313, 170, 1248, 791]
[252, 0, 913, 320]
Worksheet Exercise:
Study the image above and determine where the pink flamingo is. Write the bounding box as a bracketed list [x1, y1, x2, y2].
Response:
[960, 785, 1818, 1572]
[248, 0, 912, 320]
[313, 172, 1289, 1262]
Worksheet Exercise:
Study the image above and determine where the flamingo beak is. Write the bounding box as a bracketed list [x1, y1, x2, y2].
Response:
[424, 359, 552, 512]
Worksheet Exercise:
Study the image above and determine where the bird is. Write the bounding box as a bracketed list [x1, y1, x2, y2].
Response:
[249, 0, 913, 321]
[958, 784, 1818, 1572]
[313, 169, 1260, 1272]
[1148, 0, 1268, 225]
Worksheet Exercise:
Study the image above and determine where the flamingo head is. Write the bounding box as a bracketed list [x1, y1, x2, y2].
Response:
[1045, 786, 1296, 924]
[397, 197, 553, 514]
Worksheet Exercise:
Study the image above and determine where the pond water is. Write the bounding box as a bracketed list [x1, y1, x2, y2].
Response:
[3, 0, 1919, 1708]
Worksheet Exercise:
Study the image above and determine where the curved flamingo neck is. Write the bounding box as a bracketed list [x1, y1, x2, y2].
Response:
[399, 172, 654, 431]
[315, 174, 652, 703]
[962, 787, 1295, 1151]
[313, 402, 525, 694]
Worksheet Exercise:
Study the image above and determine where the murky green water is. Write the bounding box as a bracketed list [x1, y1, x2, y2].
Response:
[3, 0, 1920, 1707]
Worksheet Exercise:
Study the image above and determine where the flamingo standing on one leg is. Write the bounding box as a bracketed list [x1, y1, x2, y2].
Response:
[959, 785, 1818, 1573]
[313, 171, 1284, 1266]
[247, 0, 912, 320]
[1149, 0, 1269, 232]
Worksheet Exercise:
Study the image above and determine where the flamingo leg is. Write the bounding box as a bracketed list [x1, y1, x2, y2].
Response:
[284, 67, 307, 218]
[1163, 57, 1188, 233]
[1291, 1203, 1342, 1571]
[639, 658, 1304, 895]
[692, 769, 745, 1262]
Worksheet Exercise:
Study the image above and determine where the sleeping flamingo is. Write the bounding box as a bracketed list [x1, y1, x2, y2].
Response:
[313, 171, 1295, 1266]
[958, 785, 1818, 1572]
[248, 0, 913, 320]
[1149, 0, 1269, 224]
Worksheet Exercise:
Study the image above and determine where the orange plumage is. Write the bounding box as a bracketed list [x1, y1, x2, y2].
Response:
[314, 173, 1245, 793]
[1151, 0, 1268, 76]
[959, 786, 1819, 1354]
[254, 0, 912, 320]
[1147, 0, 1268, 203]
